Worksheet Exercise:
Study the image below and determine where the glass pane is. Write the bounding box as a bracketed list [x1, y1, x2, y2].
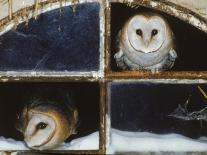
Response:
[0, 2, 100, 72]
[0, 82, 99, 150]
[109, 82, 207, 153]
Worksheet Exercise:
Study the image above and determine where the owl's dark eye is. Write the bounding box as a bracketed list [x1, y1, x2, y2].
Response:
[152, 29, 158, 36]
[36, 122, 47, 130]
[136, 29, 142, 36]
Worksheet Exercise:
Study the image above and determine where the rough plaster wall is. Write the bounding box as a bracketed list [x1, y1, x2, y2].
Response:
[0, 0, 98, 20]
[168, 0, 207, 19]
[0, 0, 207, 20]
[0, 2, 8, 19]
[0, 0, 36, 20]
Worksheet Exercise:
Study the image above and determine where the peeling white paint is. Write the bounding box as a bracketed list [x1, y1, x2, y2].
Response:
[1, 79, 8, 82]
[98, 0, 105, 79]
[0, 152, 18, 155]
[0, 71, 102, 80]
[106, 84, 112, 149]
[166, 5, 207, 32]
[150, 1, 158, 8]
[111, 79, 207, 84]
[0, 23, 15, 36]
[109, 0, 207, 33]
[168, 0, 207, 19]
[105, 114, 111, 149]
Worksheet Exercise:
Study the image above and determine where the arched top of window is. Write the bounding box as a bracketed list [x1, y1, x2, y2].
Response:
[114, 0, 207, 33]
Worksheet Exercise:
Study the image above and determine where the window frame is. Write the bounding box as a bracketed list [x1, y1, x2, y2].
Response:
[105, 0, 207, 80]
[0, 0, 106, 154]
[1, 0, 207, 154]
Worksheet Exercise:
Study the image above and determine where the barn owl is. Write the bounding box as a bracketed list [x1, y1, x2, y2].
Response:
[15, 97, 78, 150]
[114, 12, 177, 72]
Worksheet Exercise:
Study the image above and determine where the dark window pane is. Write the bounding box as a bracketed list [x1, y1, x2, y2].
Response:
[0, 3, 100, 71]
[110, 82, 207, 139]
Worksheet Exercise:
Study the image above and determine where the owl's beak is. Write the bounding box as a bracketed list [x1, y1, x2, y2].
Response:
[144, 40, 151, 47]
[143, 37, 151, 48]
[142, 39, 151, 53]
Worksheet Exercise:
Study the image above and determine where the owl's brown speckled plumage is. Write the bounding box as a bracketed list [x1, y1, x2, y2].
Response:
[16, 97, 78, 150]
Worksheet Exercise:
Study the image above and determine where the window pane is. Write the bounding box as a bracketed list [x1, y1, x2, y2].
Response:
[0, 2, 100, 72]
[109, 82, 207, 153]
[0, 82, 100, 150]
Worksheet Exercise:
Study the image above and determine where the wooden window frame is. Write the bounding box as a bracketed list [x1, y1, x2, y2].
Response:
[105, 0, 207, 80]
[0, 0, 207, 154]
[0, 0, 106, 154]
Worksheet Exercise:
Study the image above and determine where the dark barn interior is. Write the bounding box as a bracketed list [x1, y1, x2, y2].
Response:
[0, 82, 100, 142]
[110, 3, 207, 71]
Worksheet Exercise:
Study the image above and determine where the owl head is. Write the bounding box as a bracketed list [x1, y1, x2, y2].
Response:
[123, 12, 173, 54]
[119, 12, 174, 67]
[16, 98, 78, 150]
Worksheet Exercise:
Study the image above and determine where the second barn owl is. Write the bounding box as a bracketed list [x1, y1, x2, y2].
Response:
[114, 12, 177, 72]
[15, 96, 78, 150]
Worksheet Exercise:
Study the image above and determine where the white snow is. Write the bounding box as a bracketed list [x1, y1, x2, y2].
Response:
[56, 132, 99, 150]
[0, 132, 99, 151]
[1, 129, 207, 153]
[107, 129, 207, 154]
[0, 137, 28, 150]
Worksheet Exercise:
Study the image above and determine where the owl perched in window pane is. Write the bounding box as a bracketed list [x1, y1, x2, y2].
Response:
[114, 12, 177, 72]
[15, 96, 78, 150]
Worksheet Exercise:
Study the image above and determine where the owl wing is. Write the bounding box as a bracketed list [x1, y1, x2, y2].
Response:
[64, 93, 79, 134]
[162, 48, 177, 70]
[114, 30, 129, 70]
[169, 48, 178, 61]
[148, 48, 177, 72]
[15, 104, 29, 133]
[114, 49, 128, 70]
